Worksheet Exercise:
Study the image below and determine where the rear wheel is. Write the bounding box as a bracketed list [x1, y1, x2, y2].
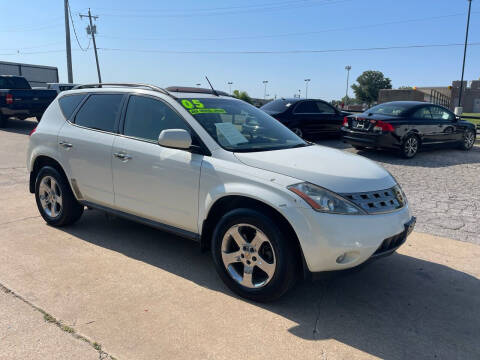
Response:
[460, 129, 476, 151]
[35, 166, 84, 226]
[401, 134, 420, 158]
[211, 208, 298, 302]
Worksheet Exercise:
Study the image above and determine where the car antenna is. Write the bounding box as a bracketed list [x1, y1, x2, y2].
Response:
[205, 76, 220, 96]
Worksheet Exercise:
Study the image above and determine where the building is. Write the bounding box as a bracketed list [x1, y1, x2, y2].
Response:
[378, 79, 480, 113]
[0, 61, 59, 87]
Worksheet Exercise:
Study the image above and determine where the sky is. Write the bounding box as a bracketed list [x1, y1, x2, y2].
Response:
[1, 0, 479, 100]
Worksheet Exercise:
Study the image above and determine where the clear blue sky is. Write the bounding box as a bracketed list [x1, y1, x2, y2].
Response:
[1, 0, 479, 100]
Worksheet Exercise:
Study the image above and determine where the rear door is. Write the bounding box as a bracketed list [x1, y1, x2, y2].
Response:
[111, 94, 202, 233]
[315, 101, 342, 133]
[292, 100, 325, 135]
[58, 93, 125, 207]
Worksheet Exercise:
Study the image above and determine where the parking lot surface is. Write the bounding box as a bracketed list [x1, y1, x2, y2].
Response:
[1, 119, 479, 359]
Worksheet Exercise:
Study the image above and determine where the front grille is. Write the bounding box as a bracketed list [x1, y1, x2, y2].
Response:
[342, 186, 406, 214]
[373, 232, 406, 256]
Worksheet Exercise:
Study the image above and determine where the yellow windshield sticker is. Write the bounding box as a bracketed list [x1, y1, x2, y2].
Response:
[181, 99, 205, 109]
[189, 108, 226, 115]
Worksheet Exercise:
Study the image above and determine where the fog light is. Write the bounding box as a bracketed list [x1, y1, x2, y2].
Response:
[336, 253, 346, 263]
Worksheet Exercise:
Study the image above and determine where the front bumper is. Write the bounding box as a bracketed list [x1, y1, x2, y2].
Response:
[285, 204, 414, 273]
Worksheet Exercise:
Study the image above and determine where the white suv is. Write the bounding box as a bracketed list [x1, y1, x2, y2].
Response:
[27, 84, 415, 301]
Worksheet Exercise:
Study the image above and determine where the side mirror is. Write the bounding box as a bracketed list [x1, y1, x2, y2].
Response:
[158, 129, 192, 150]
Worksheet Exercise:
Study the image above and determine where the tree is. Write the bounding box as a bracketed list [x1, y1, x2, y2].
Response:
[232, 90, 253, 104]
[398, 86, 413, 90]
[351, 71, 392, 105]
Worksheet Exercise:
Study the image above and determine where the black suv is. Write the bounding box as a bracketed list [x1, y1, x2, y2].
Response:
[341, 101, 476, 158]
[261, 98, 348, 139]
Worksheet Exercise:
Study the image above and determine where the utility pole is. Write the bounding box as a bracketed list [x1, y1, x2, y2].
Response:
[262, 80, 269, 100]
[228, 81, 233, 94]
[345, 65, 352, 106]
[458, 0, 473, 109]
[64, 0, 73, 83]
[80, 9, 102, 83]
[304, 79, 311, 99]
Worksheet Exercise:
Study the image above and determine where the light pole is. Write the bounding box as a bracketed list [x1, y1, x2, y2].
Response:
[228, 81, 233, 94]
[345, 65, 352, 107]
[262, 80, 268, 99]
[458, 0, 473, 109]
[298, 89, 301, 98]
[304, 79, 311, 99]
[196, 83, 201, 87]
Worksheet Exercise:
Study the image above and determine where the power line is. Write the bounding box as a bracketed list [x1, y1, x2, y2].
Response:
[68, 1, 90, 51]
[96, 11, 479, 42]
[97, 42, 480, 55]
[0, 21, 63, 33]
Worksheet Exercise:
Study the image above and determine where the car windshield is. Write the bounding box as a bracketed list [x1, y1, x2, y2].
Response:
[178, 97, 308, 152]
[367, 103, 411, 116]
[260, 99, 293, 114]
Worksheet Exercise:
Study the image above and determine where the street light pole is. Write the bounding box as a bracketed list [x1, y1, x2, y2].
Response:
[458, 0, 473, 108]
[304, 79, 311, 99]
[228, 81, 233, 94]
[263, 80, 268, 100]
[345, 65, 352, 106]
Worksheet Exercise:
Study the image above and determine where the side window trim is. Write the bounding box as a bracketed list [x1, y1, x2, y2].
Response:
[118, 93, 211, 155]
[71, 92, 127, 134]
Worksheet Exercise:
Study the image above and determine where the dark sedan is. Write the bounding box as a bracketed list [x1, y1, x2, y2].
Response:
[341, 101, 476, 158]
[261, 98, 349, 139]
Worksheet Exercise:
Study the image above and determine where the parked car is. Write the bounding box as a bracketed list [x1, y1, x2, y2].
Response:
[0, 75, 57, 127]
[27, 83, 415, 302]
[47, 83, 79, 93]
[260, 98, 349, 138]
[342, 101, 477, 158]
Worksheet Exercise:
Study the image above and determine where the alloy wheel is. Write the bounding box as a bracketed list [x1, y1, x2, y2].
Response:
[405, 137, 418, 157]
[221, 224, 276, 289]
[464, 130, 475, 149]
[38, 176, 63, 218]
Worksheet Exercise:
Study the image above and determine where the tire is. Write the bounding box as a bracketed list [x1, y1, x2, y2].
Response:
[35, 166, 84, 227]
[211, 208, 298, 302]
[459, 128, 476, 151]
[291, 127, 304, 138]
[401, 134, 420, 158]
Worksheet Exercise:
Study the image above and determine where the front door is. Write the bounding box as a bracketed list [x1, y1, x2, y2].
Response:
[57, 93, 124, 207]
[428, 105, 459, 142]
[112, 94, 202, 233]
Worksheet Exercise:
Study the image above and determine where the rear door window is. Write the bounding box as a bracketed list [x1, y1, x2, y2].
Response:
[412, 107, 433, 120]
[316, 101, 336, 114]
[74, 94, 124, 132]
[429, 106, 454, 121]
[294, 101, 319, 114]
[59, 94, 86, 119]
[123, 95, 189, 142]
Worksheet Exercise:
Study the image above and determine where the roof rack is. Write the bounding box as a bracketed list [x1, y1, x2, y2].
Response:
[73, 83, 176, 98]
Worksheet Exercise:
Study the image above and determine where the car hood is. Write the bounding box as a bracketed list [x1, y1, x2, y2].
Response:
[234, 145, 396, 193]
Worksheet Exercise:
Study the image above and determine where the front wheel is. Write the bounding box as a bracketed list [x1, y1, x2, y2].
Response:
[211, 208, 298, 302]
[401, 134, 420, 158]
[35, 166, 84, 226]
[460, 129, 476, 151]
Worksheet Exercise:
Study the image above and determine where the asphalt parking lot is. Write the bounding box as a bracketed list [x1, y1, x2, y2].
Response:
[1, 119, 479, 359]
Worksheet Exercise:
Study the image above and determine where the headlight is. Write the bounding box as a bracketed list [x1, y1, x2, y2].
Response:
[288, 182, 366, 215]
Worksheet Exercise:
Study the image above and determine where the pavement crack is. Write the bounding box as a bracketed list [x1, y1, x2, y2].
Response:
[0, 282, 117, 360]
[0, 215, 40, 226]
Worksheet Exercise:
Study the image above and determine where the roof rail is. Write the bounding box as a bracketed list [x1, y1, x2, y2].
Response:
[73, 83, 176, 98]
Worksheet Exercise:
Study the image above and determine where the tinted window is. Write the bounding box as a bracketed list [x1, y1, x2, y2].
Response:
[367, 103, 410, 116]
[0, 76, 30, 89]
[59, 94, 86, 119]
[294, 101, 319, 113]
[412, 107, 432, 120]
[260, 99, 293, 113]
[429, 106, 453, 121]
[75, 94, 123, 132]
[123, 95, 189, 141]
[316, 101, 336, 114]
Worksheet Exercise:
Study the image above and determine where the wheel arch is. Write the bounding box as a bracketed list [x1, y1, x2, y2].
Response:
[29, 155, 69, 194]
[200, 195, 306, 276]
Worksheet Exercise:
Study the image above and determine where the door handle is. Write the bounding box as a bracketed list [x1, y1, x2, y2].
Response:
[113, 152, 132, 161]
[59, 141, 73, 149]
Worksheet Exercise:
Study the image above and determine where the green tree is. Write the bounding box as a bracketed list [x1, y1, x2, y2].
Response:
[398, 86, 413, 90]
[232, 90, 253, 104]
[351, 71, 392, 105]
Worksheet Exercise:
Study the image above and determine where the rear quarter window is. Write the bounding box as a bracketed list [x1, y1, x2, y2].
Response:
[74, 94, 124, 132]
[58, 94, 86, 119]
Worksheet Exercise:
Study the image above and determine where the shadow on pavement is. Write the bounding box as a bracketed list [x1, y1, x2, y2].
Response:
[0, 118, 37, 135]
[62, 210, 479, 359]
[318, 139, 480, 168]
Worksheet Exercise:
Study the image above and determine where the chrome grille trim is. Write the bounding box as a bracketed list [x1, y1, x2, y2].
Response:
[341, 186, 406, 214]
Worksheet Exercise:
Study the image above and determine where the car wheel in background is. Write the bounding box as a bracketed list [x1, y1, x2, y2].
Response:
[401, 134, 420, 158]
[460, 129, 476, 151]
[291, 127, 304, 138]
[35, 166, 84, 227]
[211, 208, 298, 302]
